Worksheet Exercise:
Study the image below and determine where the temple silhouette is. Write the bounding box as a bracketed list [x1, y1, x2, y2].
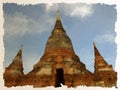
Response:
[3, 11, 117, 88]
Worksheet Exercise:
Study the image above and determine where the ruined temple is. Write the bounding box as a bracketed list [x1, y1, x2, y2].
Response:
[3, 11, 117, 88]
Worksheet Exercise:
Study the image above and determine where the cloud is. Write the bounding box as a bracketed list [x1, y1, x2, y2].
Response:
[93, 34, 115, 44]
[69, 4, 93, 19]
[4, 12, 29, 38]
[4, 3, 93, 40]
[45, 3, 93, 19]
[4, 11, 54, 39]
[45, 4, 59, 13]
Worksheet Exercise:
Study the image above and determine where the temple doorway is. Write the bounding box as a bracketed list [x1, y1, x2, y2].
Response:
[55, 68, 64, 87]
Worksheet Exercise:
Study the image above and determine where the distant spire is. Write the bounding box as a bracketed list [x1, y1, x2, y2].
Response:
[56, 10, 60, 20]
[93, 42, 113, 73]
[4, 45, 24, 85]
[93, 42, 101, 56]
[8, 45, 23, 71]
[93, 42, 108, 66]
[52, 10, 65, 34]
[93, 42, 96, 47]
[19, 44, 23, 51]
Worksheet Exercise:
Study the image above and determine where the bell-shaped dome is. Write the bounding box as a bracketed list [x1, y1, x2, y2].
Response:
[45, 11, 74, 55]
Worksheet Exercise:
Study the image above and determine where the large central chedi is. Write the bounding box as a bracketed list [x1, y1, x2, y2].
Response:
[4, 11, 117, 88]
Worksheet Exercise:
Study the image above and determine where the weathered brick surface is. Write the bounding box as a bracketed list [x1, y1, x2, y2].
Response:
[93, 43, 117, 87]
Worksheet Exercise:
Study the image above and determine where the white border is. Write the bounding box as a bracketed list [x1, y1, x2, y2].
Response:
[0, 0, 120, 90]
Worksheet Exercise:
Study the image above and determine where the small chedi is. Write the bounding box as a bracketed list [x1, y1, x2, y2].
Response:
[3, 11, 117, 88]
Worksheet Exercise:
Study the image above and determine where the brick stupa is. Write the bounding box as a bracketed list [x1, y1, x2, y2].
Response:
[3, 11, 117, 88]
[93, 43, 117, 87]
[4, 45, 24, 86]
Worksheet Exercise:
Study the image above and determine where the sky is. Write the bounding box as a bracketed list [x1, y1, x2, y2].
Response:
[3, 3, 117, 74]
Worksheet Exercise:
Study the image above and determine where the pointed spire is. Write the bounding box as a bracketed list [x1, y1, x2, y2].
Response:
[4, 45, 24, 86]
[56, 10, 60, 20]
[93, 42, 101, 56]
[93, 42, 109, 72]
[15, 44, 22, 61]
[9, 45, 23, 71]
[52, 10, 65, 34]
[19, 44, 23, 51]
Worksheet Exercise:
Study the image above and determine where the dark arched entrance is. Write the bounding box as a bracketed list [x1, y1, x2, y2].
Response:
[55, 68, 64, 87]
